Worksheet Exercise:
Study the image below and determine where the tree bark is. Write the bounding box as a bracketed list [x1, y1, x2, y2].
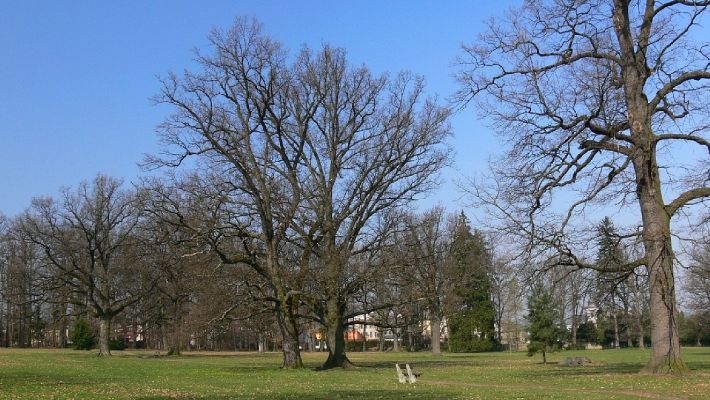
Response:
[361, 317, 367, 352]
[168, 303, 182, 356]
[636, 303, 645, 349]
[633, 152, 686, 373]
[613, 0, 687, 373]
[161, 324, 169, 351]
[258, 333, 265, 353]
[275, 307, 302, 368]
[98, 315, 111, 357]
[571, 314, 578, 348]
[431, 315, 442, 356]
[626, 319, 633, 349]
[321, 297, 353, 369]
[131, 318, 138, 350]
[59, 306, 68, 348]
[612, 313, 620, 349]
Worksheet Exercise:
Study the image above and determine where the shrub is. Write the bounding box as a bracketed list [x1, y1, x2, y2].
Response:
[448, 310, 497, 352]
[345, 339, 380, 352]
[110, 339, 127, 351]
[70, 318, 96, 350]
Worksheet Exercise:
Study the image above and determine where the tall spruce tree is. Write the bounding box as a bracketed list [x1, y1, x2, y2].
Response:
[448, 212, 497, 352]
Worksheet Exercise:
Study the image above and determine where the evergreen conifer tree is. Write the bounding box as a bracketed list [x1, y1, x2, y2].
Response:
[526, 282, 566, 363]
[448, 212, 497, 352]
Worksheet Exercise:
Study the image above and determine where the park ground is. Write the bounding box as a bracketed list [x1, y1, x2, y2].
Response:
[0, 348, 708, 399]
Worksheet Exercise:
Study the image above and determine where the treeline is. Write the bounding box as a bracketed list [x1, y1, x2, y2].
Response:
[2, 172, 706, 366]
[0, 175, 504, 363]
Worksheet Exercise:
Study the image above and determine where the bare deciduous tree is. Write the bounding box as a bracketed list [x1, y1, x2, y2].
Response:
[149, 19, 312, 367]
[458, 0, 710, 373]
[20, 175, 149, 356]
[151, 18, 450, 369]
[293, 48, 451, 368]
[392, 207, 455, 356]
[687, 241, 710, 315]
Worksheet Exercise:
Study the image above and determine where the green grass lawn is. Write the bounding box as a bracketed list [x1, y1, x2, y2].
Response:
[0, 347, 708, 399]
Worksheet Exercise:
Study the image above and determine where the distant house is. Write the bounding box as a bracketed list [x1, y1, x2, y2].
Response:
[584, 304, 599, 325]
[344, 330, 364, 342]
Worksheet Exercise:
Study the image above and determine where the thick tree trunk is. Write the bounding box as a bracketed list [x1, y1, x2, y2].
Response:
[392, 331, 401, 352]
[612, 0, 686, 373]
[431, 315, 442, 356]
[321, 298, 353, 369]
[98, 315, 111, 357]
[276, 308, 302, 368]
[168, 303, 182, 356]
[161, 324, 169, 351]
[634, 156, 687, 373]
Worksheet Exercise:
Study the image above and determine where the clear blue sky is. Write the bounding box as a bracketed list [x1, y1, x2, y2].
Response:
[0, 1, 518, 217]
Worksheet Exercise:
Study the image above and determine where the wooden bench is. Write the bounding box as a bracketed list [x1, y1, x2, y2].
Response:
[395, 363, 421, 384]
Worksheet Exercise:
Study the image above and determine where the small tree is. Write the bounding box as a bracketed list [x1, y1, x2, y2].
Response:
[526, 282, 566, 364]
[70, 318, 96, 350]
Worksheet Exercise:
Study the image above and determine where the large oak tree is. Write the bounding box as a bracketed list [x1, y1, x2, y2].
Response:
[458, 0, 710, 373]
[21, 175, 149, 356]
[151, 18, 450, 369]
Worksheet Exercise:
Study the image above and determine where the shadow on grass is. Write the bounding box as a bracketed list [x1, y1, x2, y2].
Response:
[0, 371, 111, 386]
[136, 388, 455, 400]
[344, 357, 646, 375]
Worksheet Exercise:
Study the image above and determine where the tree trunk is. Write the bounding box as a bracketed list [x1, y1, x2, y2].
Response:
[392, 331, 401, 352]
[59, 308, 68, 348]
[161, 324, 169, 351]
[168, 302, 182, 356]
[275, 307, 302, 368]
[612, 313, 620, 349]
[98, 315, 111, 357]
[361, 318, 367, 352]
[612, 0, 686, 373]
[633, 153, 687, 373]
[633, 279, 645, 349]
[258, 333, 265, 353]
[131, 318, 138, 350]
[431, 315, 442, 356]
[408, 329, 415, 352]
[626, 321, 633, 348]
[321, 297, 353, 369]
[571, 314, 578, 348]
